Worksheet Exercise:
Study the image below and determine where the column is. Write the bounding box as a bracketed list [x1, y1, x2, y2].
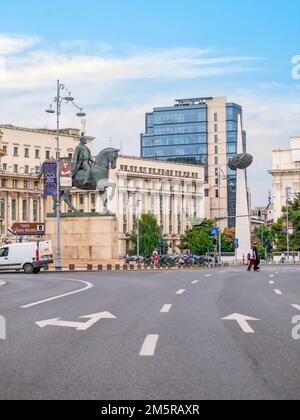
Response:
[18, 195, 23, 222]
[84, 194, 89, 213]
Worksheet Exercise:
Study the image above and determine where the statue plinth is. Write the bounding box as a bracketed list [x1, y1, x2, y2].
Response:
[45, 214, 119, 265]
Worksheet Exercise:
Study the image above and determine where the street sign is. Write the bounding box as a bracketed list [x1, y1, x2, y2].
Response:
[211, 227, 219, 236]
[11, 223, 45, 236]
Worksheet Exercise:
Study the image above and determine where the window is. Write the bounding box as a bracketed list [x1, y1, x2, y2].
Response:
[214, 124, 218, 133]
[215, 146, 218, 155]
[13, 147, 18, 157]
[33, 201, 38, 222]
[24, 181, 28, 189]
[205, 189, 209, 197]
[25, 166, 29, 174]
[13, 179, 18, 188]
[2, 163, 7, 172]
[12, 199, 16, 220]
[45, 150, 50, 160]
[14, 165, 18, 173]
[215, 189, 219, 198]
[0, 248, 9, 258]
[24, 148, 30, 158]
[79, 194, 84, 205]
[0, 199, 5, 218]
[23, 200, 28, 221]
[215, 157, 218, 165]
[214, 113, 218, 122]
[3, 145, 7, 154]
[35, 149, 40, 159]
[214, 134, 218, 144]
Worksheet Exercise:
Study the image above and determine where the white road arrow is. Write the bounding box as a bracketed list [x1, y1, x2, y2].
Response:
[222, 313, 260, 334]
[36, 312, 117, 331]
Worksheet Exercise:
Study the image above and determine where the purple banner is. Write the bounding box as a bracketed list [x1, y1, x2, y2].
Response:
[43, 161, 57, 197]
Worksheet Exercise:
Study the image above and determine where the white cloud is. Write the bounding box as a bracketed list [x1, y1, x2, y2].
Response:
[0, 34, 40, 55]
[0, 42, 262, 91]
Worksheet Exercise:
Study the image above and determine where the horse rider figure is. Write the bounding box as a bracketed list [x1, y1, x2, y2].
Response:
[72, 133, 94, 186]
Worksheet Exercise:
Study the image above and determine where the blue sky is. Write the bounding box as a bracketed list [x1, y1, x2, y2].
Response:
[0, 0, 300, 206]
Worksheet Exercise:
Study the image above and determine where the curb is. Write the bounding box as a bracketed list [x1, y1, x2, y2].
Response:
[42, 264, 232, 273]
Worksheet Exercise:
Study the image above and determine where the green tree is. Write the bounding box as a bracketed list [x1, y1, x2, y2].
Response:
[180, 219, 215, 255]
[130, 213, 163, 258]
[270, 193, 300, 252]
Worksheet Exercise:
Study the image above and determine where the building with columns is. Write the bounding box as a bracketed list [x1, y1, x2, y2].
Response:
[269, 136, 300, 222]
[0, 125, 93, 240]
[1, 124, 208, 257]
[48, 155, 208, 256]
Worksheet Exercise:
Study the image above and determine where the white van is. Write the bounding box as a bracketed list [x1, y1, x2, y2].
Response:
[0, 241, 53, 274]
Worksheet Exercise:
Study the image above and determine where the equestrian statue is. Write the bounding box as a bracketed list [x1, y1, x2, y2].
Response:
[52, 134, 119, 215]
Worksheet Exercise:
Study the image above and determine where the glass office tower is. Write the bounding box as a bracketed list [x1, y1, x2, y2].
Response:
[141, 97, 247, 228]
[226, 103, 247, 228]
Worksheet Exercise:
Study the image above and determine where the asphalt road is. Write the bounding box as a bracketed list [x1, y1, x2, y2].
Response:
[0, 266, 299, 400]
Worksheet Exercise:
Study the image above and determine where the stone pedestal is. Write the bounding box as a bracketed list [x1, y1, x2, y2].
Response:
[45, 213, 119, 264]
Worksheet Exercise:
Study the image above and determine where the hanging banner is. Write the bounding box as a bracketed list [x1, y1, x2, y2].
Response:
[60, 158, 72, 190]
[282, 219, 294, 235]
[43, 161, 57, 197]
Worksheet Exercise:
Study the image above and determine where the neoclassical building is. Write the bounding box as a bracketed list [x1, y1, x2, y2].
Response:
[0, 125, 93, 240]
[47, 155, 209, 256]
[269, 136, 300, 222]
[1, 124, 208, 257]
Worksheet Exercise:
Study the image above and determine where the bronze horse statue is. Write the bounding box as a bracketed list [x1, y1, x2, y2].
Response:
[55, 147, 119, 215]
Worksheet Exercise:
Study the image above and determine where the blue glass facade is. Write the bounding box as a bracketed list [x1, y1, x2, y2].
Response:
[141, 100, 246, 229]
[226, 103, 247, 228]
[141, 105, 208, 166]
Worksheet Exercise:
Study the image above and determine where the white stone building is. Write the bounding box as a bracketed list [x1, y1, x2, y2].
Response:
[269, 136, 300, 222]
[0, 125, 93, 239]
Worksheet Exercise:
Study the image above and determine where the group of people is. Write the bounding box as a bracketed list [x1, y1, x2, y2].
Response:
[247, 242, 261, 272]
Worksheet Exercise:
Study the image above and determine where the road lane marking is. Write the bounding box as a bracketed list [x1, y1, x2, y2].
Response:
[269, 275, 274, 278]
[222, 313, 259, 334]
[21, 277, 93, 309]
[0, 280, 6, 287]
[191, 280, 199, 284]
[292, 304, 300, 311]
[176, 289, 186, 295]
[36, 312, 117, 331]
[139, 335, 159, 356]
[205, 274, 212, 278]
[269, 281, 275, 285]
[160, 304, 172, 313]
[273, 289, 283, 295]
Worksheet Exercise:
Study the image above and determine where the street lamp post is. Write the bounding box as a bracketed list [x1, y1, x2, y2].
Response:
[46, 80, 86, 271]
[133, 189, 142, 261]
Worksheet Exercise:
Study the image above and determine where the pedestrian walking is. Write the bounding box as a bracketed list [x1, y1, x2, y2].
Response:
[247, 248, 255, 272]
[253, 242, 261, 272]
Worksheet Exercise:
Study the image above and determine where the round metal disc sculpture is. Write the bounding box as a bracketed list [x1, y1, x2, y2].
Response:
[228, 153, 253, 171]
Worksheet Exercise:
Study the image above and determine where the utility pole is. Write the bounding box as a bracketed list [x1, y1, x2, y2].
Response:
[285, 186, 292, 264]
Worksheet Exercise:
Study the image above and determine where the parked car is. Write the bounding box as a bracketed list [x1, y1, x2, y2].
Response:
[0, 241, 53, 274]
